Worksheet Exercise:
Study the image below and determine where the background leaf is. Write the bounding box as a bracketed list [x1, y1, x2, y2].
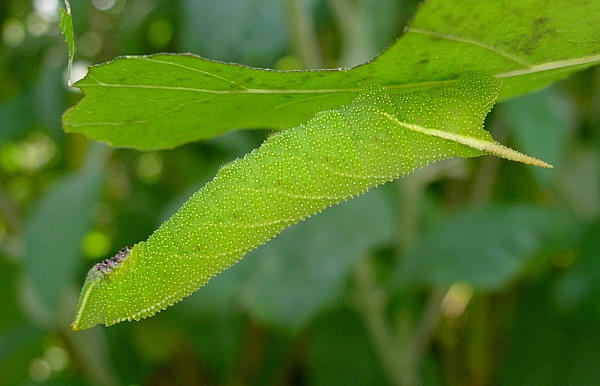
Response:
[0, 64, 66, 145]
[502, 87, 574, 186]
[555, 145, 600, 219]
[22, 144, 107, 310]
[396, 204, 571, 291]
[179, 0, 289, 68]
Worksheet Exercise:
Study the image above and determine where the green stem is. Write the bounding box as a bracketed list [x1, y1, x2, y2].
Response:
[60, 326, 120, 386]
[354, 256, 405, 386]
[355, 161, 465, 386]
[401, 288, 447, 386]
[285, 0, 323, 69]
[469, 119, 507, 202]
[0, 185, 21, 233]
[327, 0, 375, 67]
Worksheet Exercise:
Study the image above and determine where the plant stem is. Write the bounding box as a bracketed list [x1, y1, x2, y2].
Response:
[469, 120, 507, 202]
[397, 176, 421, 252]
[57, 288, 120, 385]
[235, 317, 266, 385]
[354, 161, 464, 386]
[0, 185, 21, 233]
[285, 0, 323, 69]
[401, 288, 447, 386]
[354, 256, 405, 386]
[60, 327, 120, 386]
[328, 0, 375, 67]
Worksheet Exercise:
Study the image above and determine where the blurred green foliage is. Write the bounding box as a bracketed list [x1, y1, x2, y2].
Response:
[1, 0, 599, 385]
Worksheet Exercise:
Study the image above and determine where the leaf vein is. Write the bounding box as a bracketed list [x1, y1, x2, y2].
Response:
[407, 27, 532, 68]
[66, 96, 217, 127]
[135, 57, 249, 90]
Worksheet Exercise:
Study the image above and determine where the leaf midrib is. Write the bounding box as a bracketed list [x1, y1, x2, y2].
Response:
[79, 55, 600, 95]
[83, 73, 457, 95]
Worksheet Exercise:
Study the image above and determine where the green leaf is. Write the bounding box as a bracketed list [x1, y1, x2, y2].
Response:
[395, 204, 568, 291]
[71, 74, 547, 330]
[0, 65, 66, 144]
[555, 145, 600, 219]
[502, 88, 574, 185]
[180, 0, 288, 67]
[23, 144, 107, 309]
[59, 0, 75, 86]
[374, 0, 600, 100]
[62, 0, 600, 150]
[0, 92, 37, 145]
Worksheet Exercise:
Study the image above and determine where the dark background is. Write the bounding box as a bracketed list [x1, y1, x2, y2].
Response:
[1, 0, 600, 385]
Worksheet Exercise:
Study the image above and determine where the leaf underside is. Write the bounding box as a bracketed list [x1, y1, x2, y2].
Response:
[62, 0, 600, 150]
[72, 74, 547, 330]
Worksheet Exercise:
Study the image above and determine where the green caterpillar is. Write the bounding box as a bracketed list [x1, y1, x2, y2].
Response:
[72, 73, 548, 330]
